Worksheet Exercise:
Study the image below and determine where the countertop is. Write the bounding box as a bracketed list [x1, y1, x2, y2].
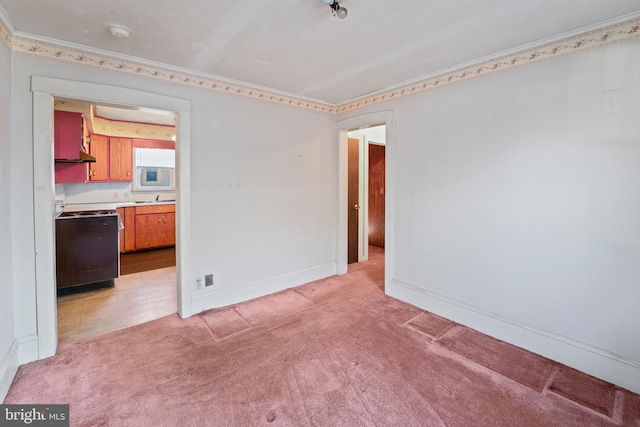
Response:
[62, 201, 175, 213]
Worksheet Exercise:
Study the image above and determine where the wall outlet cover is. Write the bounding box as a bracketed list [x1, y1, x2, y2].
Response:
[205, 274, 213, 287]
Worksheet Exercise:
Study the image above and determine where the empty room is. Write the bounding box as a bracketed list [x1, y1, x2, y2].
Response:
[1, 1, 639, 425]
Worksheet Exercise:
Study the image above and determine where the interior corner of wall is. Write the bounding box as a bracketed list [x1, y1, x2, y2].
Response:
[0, 339, 20, 402]
[17, 334, 39, 365]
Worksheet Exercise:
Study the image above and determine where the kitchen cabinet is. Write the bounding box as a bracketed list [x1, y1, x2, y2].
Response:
[134, 204, 175, 250]
[54, 111, 91, 183]
[117, 206, 136, 253]
[109, 138, 133, 181]
[88, 134, 109, 181]
[88, 135, 132, 182]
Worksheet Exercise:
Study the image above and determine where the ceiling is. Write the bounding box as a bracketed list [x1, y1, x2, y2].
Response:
[1, 1, 640, 105]
[95, 105, 176, 126]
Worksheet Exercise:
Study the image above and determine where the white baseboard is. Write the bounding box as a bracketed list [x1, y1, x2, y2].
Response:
[190, 262, 336, 314]
[387, 279, 640, 394]
[17, 335, 39, 365]
[0, 340, 20, 402]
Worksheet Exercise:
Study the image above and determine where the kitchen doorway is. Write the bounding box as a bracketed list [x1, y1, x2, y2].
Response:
[32, 77, 192, 360]
[54, 101, 180, 343]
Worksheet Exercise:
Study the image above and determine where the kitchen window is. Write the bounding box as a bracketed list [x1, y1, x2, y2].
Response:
[132, 148, 175, 192]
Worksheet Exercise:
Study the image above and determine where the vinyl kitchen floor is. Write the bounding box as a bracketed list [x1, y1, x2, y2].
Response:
[57, 266, 177, 344]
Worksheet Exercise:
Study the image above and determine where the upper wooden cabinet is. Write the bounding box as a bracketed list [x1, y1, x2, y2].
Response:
[88, 135, 132, 182]
[109, 138, 133, 181]
[88, 134, 109, 181]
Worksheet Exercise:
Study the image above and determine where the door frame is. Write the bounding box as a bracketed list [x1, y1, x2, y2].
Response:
[31, 77, 192, 359]
[336, 111, 394, 286]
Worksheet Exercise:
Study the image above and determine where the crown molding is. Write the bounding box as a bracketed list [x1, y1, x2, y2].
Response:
[337, 15, 640, 114]
[3, 22, 337, 114]
[1, 12, 639, 114]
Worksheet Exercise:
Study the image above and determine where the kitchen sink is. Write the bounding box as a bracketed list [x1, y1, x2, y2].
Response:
[134, 200, 175, 204]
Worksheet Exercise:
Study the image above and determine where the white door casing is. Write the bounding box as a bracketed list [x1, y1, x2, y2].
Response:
[31, 77, 192, 360]
[336, 111, 394, 287]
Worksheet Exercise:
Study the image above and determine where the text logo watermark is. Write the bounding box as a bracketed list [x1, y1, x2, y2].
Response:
[0, 405, 69, 427]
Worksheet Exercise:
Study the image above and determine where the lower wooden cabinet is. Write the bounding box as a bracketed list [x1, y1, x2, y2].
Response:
[135, 212, 175, 250]
[118, 204, 175, 253]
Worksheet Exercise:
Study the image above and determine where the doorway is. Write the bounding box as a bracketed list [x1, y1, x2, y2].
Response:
[53, 100, 179, 343]
[32, 77, 192, 360]
[347, 125, 386, 264]
[336, 111, 395, 289]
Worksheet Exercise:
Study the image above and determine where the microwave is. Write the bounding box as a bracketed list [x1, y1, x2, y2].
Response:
[133, 167, 175, 191]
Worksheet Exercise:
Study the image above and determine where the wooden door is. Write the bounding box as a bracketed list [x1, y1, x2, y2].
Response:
[348, 137, 360, 264]
[88, 134, 109, 181]
[368, 144, 385, 248]
[109, 138, 132, 181]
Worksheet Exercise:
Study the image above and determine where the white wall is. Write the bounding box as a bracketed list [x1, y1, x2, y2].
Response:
[56, 181, 175, 205]
[0, 37, 17, 400]
[338, 38, 640, 393]
[10, 54, 336, 359]
[188, 91, 336, 305]
[348, 125, 386, 145]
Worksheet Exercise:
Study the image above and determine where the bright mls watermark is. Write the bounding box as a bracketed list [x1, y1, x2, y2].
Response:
[0, 405, 69, 426]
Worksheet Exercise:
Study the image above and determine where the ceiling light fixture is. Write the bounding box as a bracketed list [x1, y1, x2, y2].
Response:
[323, 0, 348, 19]
[107, 24, 133, 39]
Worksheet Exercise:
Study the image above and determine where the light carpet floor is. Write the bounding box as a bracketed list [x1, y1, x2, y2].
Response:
[5, 247, 640, 426]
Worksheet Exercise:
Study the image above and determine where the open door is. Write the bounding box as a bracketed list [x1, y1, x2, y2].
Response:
[348, 137, 359, 264]
[368, 143, 385, 248]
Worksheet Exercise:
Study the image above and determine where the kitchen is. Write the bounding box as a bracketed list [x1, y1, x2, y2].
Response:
[53, 100, 178, 343]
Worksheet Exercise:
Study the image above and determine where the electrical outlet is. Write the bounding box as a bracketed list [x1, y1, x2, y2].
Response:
[205, 274, 214, 287]
[113, 192, 119, 200]
[124, 192, 129, 199]
[196, 278, 203, 290]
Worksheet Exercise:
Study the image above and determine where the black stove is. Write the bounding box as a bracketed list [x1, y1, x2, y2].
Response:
[58, 209, 117, 218]
[55, 209, 120, 293]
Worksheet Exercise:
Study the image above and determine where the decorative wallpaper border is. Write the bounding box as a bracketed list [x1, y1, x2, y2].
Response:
[8, 32, 337, 114]
[337, 17, 640, 114]
[0, 16, 11, 48]
[1, 15, 639, 114]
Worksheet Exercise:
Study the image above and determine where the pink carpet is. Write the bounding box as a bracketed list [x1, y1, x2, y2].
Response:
[5, 246, 640, 426]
